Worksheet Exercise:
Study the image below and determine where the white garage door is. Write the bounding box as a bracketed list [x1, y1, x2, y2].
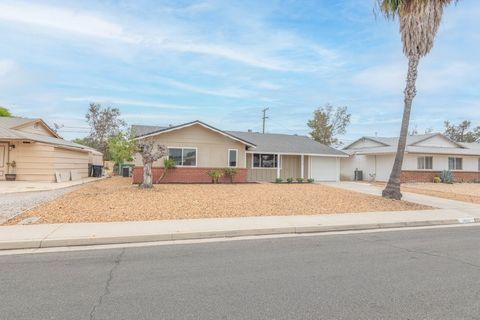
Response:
[310, 157, 338, 181]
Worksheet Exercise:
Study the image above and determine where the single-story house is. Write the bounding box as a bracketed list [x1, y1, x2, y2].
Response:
[341, 133, 480, 182]
[131, 120, 347, 183]
[0, 117, 103, 181]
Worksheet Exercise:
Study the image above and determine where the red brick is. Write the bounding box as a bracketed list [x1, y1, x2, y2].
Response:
[132, 167, 248, 184]
[400, 170, 480, 183]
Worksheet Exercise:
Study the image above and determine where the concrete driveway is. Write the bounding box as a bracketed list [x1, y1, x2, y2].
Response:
[0, 177, 104, 194]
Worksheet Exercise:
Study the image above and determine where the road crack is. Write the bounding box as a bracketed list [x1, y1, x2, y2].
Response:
[352, 235, 480, 271]
[89, 248, 126, 320]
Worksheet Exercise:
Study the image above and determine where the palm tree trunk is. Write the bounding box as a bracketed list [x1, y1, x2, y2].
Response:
[382, 54, 420, 200]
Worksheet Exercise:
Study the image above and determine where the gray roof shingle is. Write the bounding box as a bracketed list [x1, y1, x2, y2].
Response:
[227, 131, 346, 156]
[131, 121, 346, 156]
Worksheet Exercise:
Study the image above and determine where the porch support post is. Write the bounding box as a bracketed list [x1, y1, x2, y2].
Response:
[300, 154, 304, 179]
[276, 154, 281, 179]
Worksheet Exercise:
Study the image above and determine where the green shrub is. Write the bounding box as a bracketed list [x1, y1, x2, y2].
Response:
[307, 178, 314, 183]
[275, 178, 283, 183]
[440, 170, 454, 184]
[433, 176, 441, 183]
[207, 169, 224, 184]
[286, 177, 294, 183]
[296, 177, 304, 183]
[223, 168, 238, 183]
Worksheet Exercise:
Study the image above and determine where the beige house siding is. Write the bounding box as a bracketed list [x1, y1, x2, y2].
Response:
[88, 151, 104, 165]
[134, 124, 247, 168]
[15, 122, 56, 137]
[9, 141, 55, 181]
[54, 147, 89, 179]
[246, 154, 303, 182]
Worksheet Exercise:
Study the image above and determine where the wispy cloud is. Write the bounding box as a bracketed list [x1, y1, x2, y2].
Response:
[64, 97, 192, 110]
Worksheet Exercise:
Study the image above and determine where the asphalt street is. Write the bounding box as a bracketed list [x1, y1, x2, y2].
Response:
[1, 225, 480, 320]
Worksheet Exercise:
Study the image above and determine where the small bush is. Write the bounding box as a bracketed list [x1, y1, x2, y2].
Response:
[223, 167, 238, 183]
[433, 176, 441, 183]
[307, 178, 314, 183]
[275, 178, 283, 183]
[286, 177, 294, 183]
[207, 169, 224, 184]
[440, 170, 454, 184]
[296, 177, 304, 183]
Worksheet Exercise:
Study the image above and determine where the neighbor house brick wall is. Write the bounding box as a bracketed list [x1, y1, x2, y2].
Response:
[132, 167, 248, 184]
[400, 170, 480, 183]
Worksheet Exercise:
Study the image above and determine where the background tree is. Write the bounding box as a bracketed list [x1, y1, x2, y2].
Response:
[107, 130, 137, 173]
[307, 104, 351, 147]
[377, 0, 456, 200]
[444, 120, 479, 143]
[137, 139, 168, 188]
[85, 103, 126, 158]
[0, 106, 12, 117]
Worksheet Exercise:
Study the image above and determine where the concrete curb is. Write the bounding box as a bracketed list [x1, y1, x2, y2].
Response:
[2, 218, 479, 251]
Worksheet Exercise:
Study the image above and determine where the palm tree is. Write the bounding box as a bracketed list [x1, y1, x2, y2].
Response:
[378, 0, 457, 200]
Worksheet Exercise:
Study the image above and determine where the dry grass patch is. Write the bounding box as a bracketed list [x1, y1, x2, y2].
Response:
[7, 177, 429, 225]
[401, 183, 480, 204]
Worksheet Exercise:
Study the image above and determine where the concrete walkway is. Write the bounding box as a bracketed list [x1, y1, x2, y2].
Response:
[1, 208, 479, 250]
[0, 177, 105, 194]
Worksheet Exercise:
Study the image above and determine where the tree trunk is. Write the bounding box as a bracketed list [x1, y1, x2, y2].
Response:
[140, 162, 153, 188]
[382, 55, 420, 200]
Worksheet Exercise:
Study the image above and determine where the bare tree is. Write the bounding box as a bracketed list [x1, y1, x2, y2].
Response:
[307, 104, 351, 147]
[85, 103, 126, 158]
[137, 139, 168, 189]
[444, 120, 479, 143]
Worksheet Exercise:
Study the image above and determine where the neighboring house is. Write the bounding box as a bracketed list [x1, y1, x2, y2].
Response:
[0, 117, 103, 181]
[131, 120, 347, 183]
[341, 133, 480, 182]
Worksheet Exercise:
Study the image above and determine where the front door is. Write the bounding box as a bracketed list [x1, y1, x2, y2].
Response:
[0, 143, 7, 180]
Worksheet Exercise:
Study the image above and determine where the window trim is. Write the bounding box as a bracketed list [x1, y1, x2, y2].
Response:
[227, 149, 238, 168]
[417, 156, 433, 170]
[167, 146, 198, 167]
[251, 153, 282, 169]
[448, 157, 463, 171]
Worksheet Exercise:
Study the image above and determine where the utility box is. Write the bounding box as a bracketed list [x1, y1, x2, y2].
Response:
[354, 169, 363, 181]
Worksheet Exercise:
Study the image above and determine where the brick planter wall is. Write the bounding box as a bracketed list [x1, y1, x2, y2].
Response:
[400, 170, 480, 183]
[132, 167, 248, 184]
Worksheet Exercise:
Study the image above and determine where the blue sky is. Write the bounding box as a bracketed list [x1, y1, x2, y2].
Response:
[0, 0, 479, 143]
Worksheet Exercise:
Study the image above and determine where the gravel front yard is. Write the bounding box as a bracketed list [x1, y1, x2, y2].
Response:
[6, 177, 429, 225]
[401, 183, 480, 204]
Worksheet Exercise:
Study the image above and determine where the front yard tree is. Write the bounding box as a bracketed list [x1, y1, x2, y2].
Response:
[444, 120, 479, 143]
[137, 139, 168, 189]
[378, 0, 456, 200]
[85, 103, 126, 158]
[307, 104, 350, 147]
[0, 106, 12, 117]
[107, 130, 137, 173]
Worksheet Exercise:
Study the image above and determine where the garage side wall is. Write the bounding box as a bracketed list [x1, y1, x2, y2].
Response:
[54, 147, 89, 179]
[8, 141, 55, 181]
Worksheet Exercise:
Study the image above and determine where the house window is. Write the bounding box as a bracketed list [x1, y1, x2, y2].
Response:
[448, 157, 463, 170]
[417, 156, 433, 170]
[253, 153, 279, 168]
[228, 149, 238, 167]
[168, 147, 197, 166]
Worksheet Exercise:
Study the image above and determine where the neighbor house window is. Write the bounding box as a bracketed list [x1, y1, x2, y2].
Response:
[168, 147, 197, 166]
[448, 157, 463, 170]
[253, 153, 279, 168]
[417, 156, 433, 170]
[228, 149, 238, 167]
